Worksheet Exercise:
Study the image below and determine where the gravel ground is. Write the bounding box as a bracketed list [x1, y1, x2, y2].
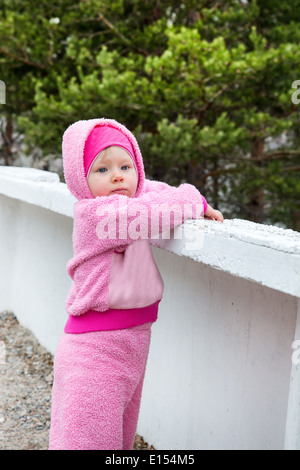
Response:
[0, 311, 154, 450]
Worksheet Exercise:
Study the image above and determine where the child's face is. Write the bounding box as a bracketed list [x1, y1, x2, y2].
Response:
[87, 146, 138, 198]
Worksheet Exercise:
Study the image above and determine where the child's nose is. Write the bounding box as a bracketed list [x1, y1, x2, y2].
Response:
[112, 171, 124, 182]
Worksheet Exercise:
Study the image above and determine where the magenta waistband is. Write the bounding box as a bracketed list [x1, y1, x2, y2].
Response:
[64, 300, 160, 334]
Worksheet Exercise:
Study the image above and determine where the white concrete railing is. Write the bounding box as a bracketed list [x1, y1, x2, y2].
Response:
[0, 166, 300, 450]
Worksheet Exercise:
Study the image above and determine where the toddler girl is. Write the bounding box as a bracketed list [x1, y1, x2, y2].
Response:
[49, 118, 223, 450]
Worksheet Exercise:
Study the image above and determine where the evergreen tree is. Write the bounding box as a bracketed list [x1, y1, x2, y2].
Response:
[0, 0, 299, 229]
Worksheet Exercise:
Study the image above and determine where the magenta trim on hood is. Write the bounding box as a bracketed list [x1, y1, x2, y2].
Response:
[83, 125, 137, 177]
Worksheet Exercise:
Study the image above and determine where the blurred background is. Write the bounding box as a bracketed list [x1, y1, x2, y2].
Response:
[0, 0, 299, 230]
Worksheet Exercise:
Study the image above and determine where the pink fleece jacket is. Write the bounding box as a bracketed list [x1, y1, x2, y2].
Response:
[62, 118, 207, 333]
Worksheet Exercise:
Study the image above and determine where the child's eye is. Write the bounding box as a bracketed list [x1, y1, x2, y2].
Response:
[121, 165, 129, 170]
[98, 168, 107, 173]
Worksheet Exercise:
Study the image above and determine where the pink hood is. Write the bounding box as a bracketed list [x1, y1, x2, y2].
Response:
[62, 118, 145, 200]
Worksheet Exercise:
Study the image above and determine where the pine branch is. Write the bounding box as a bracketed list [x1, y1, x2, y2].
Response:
[0, 46, 46, 69]
[98, 13, 148, 56]
[250, 149, 300, 162]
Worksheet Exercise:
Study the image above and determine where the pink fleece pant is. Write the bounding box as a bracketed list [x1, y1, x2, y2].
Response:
[49, 322, 152, 450]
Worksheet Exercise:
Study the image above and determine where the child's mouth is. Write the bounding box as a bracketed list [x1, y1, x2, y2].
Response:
[112, 188, 127, 193]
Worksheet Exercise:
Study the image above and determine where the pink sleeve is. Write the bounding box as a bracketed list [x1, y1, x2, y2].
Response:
[70, 182, 205, 270]
[202, 196, 207, 214]
[120, 182, 205, 239]
[144, 178, 207, 215]
[143, 179, 173, 193]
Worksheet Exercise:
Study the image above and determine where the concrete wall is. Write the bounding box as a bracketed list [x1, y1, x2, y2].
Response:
[0, 166, 300, 450]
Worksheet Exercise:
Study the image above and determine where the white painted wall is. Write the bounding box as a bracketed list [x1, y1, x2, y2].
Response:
[0, 166, 300, 450]
[141, 251, 297, 450]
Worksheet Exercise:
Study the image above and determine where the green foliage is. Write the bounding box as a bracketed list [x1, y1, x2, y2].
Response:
[1, 0, 300, 229]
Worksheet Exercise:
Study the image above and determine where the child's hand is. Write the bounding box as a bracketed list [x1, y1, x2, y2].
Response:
[204, 204, 224, 222]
